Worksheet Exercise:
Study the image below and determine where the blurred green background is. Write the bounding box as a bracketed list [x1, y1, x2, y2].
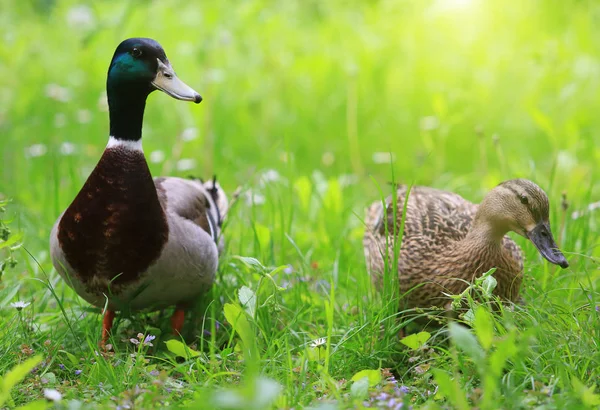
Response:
[0, 0, 599, 406]
[2, 0, 599, 315]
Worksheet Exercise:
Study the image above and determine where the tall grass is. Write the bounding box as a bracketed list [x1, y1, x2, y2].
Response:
[0, 0, 599, 408]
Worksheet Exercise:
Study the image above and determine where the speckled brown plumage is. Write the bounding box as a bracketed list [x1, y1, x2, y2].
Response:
[364, 185, 526, 310]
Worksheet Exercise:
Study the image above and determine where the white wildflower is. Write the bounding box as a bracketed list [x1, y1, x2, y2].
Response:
[97, 92, 108, 112]
[181, 127, 198, 142]
[244, 190, 266, 206]
[43, 388, 62, 402]
[25, 144, 47, 158]
[339, 174, 358, 187]
[372, 152, 396, 164]
[60, 142, 76, 156]
[419, 115, 439, 131]
[77, 109, 92, 124]
[45, 84, 71, 103]
[259, 169, 281, 187]
[66, 5, 95, 30]
[176, 158, 197, 172]
[10, 301, 30, 310]
[206, 68, 225, 84]
[572, 201, 600, 220]
[310, 337, 327, 349]
[149, 150, 165, 163]
[176, 42, 194, 56]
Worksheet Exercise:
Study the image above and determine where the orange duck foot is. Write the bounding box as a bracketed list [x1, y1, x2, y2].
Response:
[171, 308, 185, 335]
[99, 309, 116, 349]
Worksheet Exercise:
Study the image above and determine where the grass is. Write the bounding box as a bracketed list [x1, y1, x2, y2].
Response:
[1, 0, 599, 408]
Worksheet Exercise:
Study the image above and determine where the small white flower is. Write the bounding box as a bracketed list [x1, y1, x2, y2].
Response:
[77, 109, 92, 124]
[25, 144, 48, 158]
[310, 337, 327, 349]
[205, 68, 225, 84]
[129, 338, 140, 345]
[181, 127, 198, 142]
[66, 5, 95, 30]
[339, 174, 358, 187]
[372, 152, 396, 164]
[419, 115, 439, 131]
[244, 190, 266, 206]
[60, 142, 76, 156]
[259, 169, 281, 187]
[176, 158, 197, 172]
[45, 84, 71, 103]
[97, 92, 108, 112]
[149, 150, 165, 163]
[176, 42, 194, 56]
[43, 388, 62, 402]
[571, 201, 600, 219]
[10, 301, 30, 311]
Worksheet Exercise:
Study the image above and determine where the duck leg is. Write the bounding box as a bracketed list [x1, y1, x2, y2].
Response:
[171, 306, 186, 335]
[101, 309, 116, 347]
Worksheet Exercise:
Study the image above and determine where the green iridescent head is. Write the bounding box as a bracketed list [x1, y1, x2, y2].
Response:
[107, 37, 201, 103]
[106, 38, 201, 141]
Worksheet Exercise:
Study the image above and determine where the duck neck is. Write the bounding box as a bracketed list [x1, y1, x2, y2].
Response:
[464, 212, 507, 250]
[107, 84, 151, 142]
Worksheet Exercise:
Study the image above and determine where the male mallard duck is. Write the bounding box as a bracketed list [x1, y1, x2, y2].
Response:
[49, 38, 227, 345]
[364, 179, 568, 310]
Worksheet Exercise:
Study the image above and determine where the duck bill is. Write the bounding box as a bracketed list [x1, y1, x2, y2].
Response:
[526, 222, 569, 268]
[152, 59, 202, 103]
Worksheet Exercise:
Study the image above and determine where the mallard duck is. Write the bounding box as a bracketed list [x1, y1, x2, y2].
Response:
[49, 38, 227, 345]
[363, 179, 568, 310]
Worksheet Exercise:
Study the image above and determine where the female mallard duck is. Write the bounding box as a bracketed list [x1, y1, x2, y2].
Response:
[49, 38, 227, 345]
[364, 179, 568, 310]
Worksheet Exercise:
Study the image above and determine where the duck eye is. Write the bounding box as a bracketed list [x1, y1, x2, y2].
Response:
[519, 195, 528, 205]
[131, 47, 142, 58]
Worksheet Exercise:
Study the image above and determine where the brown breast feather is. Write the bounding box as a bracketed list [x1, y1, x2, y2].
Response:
[57, 147, 169, 294]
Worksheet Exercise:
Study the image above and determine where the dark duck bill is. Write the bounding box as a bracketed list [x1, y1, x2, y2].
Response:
[526, 221, 569, 268]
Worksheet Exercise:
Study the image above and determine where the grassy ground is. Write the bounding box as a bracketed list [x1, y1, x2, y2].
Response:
[1, 0, 599, 408]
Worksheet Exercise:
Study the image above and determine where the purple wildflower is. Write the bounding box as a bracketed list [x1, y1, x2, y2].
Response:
[399, 385, 410, 394]
[375, 392, 391, 401]
[143, 334, 156, 346]
[58, 364, 65, 370]
[387, 398, 403, 409]
[74, 369, 82, 376]
[149, 370, 159, 377]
